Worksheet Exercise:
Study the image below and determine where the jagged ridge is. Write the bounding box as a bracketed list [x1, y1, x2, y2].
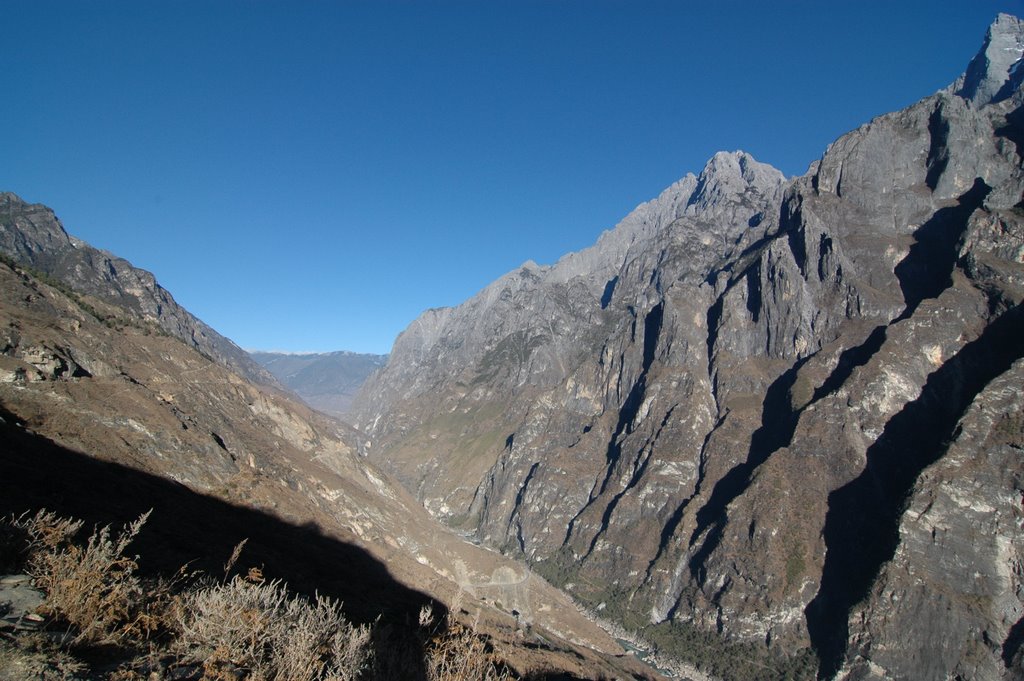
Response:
[0, 193, 277, 387]
[353, 15, 1024, 681]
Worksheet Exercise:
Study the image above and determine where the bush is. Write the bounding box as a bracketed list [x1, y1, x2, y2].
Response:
[176, 574, 371, 681]
[19, 510, 153, 645]
[419, 605, 513, 681]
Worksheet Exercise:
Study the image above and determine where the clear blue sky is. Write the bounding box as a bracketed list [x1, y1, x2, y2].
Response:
[3, 1, 1021, 354]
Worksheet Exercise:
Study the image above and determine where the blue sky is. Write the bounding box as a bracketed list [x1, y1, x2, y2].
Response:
[3, 1, 1021, 354]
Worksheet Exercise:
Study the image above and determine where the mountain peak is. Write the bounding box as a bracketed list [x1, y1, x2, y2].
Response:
[686, 150, 785, 213]
[350, 16, 1024, 680]
[702, 150, 783, 184]
[951, 12, 1024, 105]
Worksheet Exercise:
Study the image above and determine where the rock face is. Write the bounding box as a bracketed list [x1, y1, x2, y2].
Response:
[250, 350, 387, 420]
[0, 199, 659, 679]
[0, 193, 277, 388]
[353, 15, 1024, 680]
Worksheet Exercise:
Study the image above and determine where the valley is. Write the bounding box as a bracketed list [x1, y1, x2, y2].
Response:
[2, 12, 1023, 681]
[0, 195, 658, 679]
[250, 350, 387, 422]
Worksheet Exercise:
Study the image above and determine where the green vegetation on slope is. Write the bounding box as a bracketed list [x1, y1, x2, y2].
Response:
[531, 549, 817, 681]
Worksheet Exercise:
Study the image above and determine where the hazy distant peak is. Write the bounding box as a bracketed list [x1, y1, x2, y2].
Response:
[250, 349, 387, 359]
[249, 349, 388, 421]
[951, 13, 1024, 105]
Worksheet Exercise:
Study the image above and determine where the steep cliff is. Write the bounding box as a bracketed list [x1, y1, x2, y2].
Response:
[353, 14, 1024, 680]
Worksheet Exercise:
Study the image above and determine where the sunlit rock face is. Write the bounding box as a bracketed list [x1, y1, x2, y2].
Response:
[354, 14, 1024, 679]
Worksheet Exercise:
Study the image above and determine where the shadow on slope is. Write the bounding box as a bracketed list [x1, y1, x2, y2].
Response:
[687, 355, 809, 582]
[0, 401, 437, 678]
[894, 178, 990, 318]
[0, 402, 616, 681]
[805, 302, 1024, 679]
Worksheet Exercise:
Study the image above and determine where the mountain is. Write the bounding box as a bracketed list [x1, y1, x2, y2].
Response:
[352, 14, 1024, 681]
[0, 206, 661, 679]
[250, 350, 387, 420]
[0, 193, 278, 389]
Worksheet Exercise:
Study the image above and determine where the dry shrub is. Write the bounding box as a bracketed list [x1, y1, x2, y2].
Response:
[18, 510, 153, 645]
[11, 509, 83, 556]
[3, 511, 518, 681]
[177, 575, 371, 681]
[420, 606, 514, 681]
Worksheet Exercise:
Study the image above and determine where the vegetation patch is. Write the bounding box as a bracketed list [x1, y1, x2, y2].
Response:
[784, 541, 807, 592]
[536, 559, 819, 681]
[472, 332, 549, 386]
[0, 254, 164, 336]
[642, 619, 818, 681]
[989, 411, 1024, 447]
[528, 548, 579, 591]
[0, 509, 521, 681]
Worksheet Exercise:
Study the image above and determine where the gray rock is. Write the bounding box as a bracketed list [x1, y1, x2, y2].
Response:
[0, 194, 278, 387]
[0, 575, 44, 631]
[950, 13, 1024, 105]
[353, 14, 1024, 680]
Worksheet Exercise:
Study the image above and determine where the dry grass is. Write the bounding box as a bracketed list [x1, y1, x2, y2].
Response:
[1, 509, 522, 681]
[176, 574, 371, 681]
[16, 510, 157, 645]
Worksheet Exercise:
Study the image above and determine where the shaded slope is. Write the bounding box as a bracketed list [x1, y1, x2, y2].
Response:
[0, 403, 433, 624]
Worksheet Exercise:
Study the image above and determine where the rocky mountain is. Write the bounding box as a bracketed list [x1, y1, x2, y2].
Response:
[250, 350, 387, 420]
[352, 14, 1024, 681]
[0, 205, 662, 679]
[0, 192, 278, 388]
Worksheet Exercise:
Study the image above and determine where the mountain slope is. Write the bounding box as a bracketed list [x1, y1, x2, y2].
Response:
[352, 14, 1024, 680]
[0, 200, 660, 679]
[0, 192, 277, 388]
[250, 350, 387, 420]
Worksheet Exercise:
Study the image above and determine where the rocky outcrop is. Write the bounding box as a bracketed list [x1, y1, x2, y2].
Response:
[0, 193, 277, 387]
[353, 14, 1024, 680]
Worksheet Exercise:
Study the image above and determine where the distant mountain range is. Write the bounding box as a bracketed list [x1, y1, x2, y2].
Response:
[250, 350, 387, 421]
